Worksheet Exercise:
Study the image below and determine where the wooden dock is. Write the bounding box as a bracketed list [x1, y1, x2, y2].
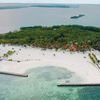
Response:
[0, 71, 28, 77]
[57, 83, 100, 87]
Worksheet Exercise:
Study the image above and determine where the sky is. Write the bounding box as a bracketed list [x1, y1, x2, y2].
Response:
[0, 0, 100, 4]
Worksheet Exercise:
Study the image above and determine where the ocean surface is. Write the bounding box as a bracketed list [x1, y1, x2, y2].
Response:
[0, 66, 100, 100]
[0, 4, 100, 33]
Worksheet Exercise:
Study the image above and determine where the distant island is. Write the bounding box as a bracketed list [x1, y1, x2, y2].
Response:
[70, 14, 85, 19]
[30, 4, 79, 8]
[0, 25, 99, 51]
[0, 4, 79, 10]
[0, 6, 28, 10]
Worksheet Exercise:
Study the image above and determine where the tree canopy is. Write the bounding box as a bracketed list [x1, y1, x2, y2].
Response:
[0, 25, 100, 51]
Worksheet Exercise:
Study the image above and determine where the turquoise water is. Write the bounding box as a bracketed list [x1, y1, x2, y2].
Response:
[78, 87, 100, 100]
[0, 66, 100, 100]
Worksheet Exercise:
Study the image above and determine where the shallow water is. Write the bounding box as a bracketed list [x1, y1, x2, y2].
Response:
[0, 66, 100, 100]
[0, 66, 82, 100]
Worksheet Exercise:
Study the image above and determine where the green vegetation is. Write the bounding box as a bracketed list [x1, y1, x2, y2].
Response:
[92, 53, 100, 64]
[8, 59, 13, 61]
[3, 50, 15, 58]
[88, 53, 100, 68]
[0, 25, 100, 51]
[70, 14, 85, 19]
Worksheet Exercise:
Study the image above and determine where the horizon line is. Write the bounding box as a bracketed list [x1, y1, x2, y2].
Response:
[0, 2, 100, 5]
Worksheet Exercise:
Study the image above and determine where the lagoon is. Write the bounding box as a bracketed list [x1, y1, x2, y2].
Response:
[0, 66, 100, 100]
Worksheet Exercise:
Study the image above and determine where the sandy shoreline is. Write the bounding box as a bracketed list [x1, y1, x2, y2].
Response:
[0, 44, 100, 83]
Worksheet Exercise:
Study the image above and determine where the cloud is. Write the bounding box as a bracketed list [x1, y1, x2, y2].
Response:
[0, 0, 100, 4]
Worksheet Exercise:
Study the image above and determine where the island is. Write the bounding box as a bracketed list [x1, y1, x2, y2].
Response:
[70, 14, 85, 19]
[0, 25, 100, 85]
[0, 25, 99, 51]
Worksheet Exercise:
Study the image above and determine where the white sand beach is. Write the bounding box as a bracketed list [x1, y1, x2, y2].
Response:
[0, 44, 100, 83]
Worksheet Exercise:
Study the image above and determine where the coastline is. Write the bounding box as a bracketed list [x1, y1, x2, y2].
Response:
[0, 44, 100, 83]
